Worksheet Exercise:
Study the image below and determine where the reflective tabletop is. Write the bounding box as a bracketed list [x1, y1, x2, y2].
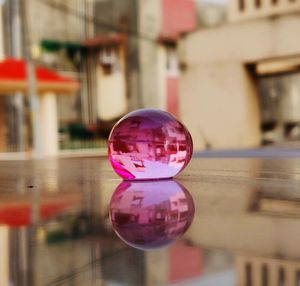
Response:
[1, 157, 300, 286]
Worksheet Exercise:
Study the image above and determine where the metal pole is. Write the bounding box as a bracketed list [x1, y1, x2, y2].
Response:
[21, 0, 42, 158]
[11, 0, 24, 152]
[85, 0, 97, 125]
[26, 61, 42, 158]
[4, 0, 24, 152]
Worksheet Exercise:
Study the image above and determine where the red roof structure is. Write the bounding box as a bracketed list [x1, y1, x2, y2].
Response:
[0, 58, 79, 95]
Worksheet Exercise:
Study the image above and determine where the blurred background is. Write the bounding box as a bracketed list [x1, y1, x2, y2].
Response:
[2, 2, 300, 285]
[1, 0, 300, 158]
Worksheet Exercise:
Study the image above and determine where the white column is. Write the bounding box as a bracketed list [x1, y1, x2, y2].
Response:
[0, 226, 9, 286]
[39, 93, 59, 156]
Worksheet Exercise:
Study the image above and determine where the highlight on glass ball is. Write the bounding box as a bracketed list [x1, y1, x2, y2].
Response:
[108, 109, 193, 180]
[109, 180, 195, 250]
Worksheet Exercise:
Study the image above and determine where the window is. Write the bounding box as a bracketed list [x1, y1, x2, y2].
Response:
[99, 47, 120, 75]
[166, 47, 179, 77]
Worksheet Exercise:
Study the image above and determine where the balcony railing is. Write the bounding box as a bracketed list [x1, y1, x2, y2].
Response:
[228, 0, 300, 22]
[236, 254, 300, 286]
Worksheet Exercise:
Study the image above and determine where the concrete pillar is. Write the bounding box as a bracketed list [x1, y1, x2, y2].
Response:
[0, 226, 9, 286]
[39, 93, 58, 156]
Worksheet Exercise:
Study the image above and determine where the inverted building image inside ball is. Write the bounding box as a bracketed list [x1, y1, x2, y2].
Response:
[108, 109, 193, 180]
[109, 180, 195, 250]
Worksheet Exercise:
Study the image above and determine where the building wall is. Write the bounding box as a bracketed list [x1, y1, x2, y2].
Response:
[179, 15, 300, 65]
[180, 62, 260, 150]
[94, 0, 196, 114]
[138, 0, 162, 109]
[156, 44, 181, 115]
[138, 0, 196, 110]
[179, 14, 300, 150]
[94, 0, 141, 111]
[96, 47, 127, 120]
[28, 0, 86, 45]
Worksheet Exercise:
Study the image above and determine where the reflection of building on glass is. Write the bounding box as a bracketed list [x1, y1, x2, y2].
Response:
[110, 188, 191, 233]
[7, 214, 103, 285]
[109, 181, 194, 249]
[250, 179, 300, 217]
[236, 254, 300, 286]
[145, 241, 203, 286]
[180, 167, 300, 285]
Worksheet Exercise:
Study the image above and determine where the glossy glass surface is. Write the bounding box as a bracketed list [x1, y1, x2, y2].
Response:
[1, 156, 300, 286]
[109, 180, 195, 250]
[108, 109, 193, 180]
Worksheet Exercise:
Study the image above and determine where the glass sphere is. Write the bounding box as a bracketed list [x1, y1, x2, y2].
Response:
[109, 180, 195, 250]
[108, 109, 193, 180]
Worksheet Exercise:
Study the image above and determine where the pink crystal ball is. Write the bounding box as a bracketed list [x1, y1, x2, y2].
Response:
[109, 180, 195, 250]
[108, 109, 193, 180]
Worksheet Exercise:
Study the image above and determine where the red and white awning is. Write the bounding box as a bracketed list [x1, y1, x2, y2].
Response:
[0, 58, 79, 95]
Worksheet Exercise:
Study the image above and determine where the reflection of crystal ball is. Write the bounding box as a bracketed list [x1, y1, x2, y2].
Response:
[109, 180, 195, 250]
[108, 109, 193, 180]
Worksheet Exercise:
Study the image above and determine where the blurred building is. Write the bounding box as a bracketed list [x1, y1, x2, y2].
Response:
[4, 0, 300, 155]
[179, 0, 300, 150]
[93, 0, 196, 119]
[0, 0, 91, 155]
[0, 0, 197, 157]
